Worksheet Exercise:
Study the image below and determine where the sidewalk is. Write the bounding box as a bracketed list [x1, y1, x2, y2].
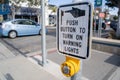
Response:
[0, 56, 58, 80]
[47, 50, 120, 80]
[0, 43, 15, 60]
[0, 43, 69, 80]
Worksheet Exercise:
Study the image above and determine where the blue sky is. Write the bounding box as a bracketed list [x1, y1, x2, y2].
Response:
[49, 0, 118, 15]
[49, 0, 73, 6]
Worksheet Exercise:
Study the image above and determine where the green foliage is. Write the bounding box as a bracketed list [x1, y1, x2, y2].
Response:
[27, 0, 41, 7]
[9, 0, 41, 7]
[113, 15, 118, 20]
[105, 0, 119, 8]
[9, 0, 26, 11]
[49, 6, 57, 12]
[9, 0, 25, 6]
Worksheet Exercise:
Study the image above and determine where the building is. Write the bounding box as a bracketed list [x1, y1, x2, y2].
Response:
[0, 0, 57, 26]
[9, 7, 40, 22]
[0, 0, 10, 22]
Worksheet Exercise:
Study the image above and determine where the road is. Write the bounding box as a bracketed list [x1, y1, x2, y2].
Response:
[0, 27, 116, 57]
[0, 27, 57, 57]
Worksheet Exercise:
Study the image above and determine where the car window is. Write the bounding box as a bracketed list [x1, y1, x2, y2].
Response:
[12, 21, 18, 24]
[12, 20, 36, 25]
[12, 20, 25, 25]
[24, 20, 36, 25]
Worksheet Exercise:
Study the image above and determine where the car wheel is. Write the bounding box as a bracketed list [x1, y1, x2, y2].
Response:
[9, 31, 17, 39]
[39, 29, 42, 35]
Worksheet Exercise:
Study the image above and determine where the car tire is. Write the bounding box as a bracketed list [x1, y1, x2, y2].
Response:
[39, 29, 42, 35]
[9, 31, 17, 39]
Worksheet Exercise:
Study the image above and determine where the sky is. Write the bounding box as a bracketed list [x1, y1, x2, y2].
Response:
[49, 0, 118, 15]
[49, 0, 73, 6]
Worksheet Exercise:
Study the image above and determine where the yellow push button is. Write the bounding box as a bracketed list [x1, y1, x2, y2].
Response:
[61, 56, 80, 77]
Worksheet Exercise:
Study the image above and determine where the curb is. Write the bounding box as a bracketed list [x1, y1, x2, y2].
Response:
[26, 48, 57, 57]
[27, 55, 69, 80]
[108, 67, 120, 80]
[27, 54, 89, 80]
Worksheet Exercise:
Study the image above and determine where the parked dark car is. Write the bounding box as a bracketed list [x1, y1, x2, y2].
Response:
[110, 21, 118, 32]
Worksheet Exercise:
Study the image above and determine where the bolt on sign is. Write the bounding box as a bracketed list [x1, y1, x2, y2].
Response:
[57, 2, 93, 59]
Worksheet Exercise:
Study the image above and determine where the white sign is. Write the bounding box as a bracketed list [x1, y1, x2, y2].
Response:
[57, 2, 93, 59]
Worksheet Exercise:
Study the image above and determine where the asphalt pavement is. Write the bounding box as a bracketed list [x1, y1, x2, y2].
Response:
[0, 42, 120, 80]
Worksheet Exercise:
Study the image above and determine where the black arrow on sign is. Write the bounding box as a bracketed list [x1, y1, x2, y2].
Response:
[65, 7, 85, 18]
[60, 7, 85, 25]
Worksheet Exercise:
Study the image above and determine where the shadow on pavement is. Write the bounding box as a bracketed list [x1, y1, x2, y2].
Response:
[47, 29, 56, 37]
[105, 54, 120, 66]
[5, 73, 14, 80]
[102, 54, 120, 80]
[30, 56, 44, 66]
[0, 38, 27, 57]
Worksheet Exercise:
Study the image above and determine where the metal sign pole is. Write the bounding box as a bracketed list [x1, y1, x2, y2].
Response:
[72, 0, 83, 79]
[41, 0, 47, 66]
[71, 60, 82, 80]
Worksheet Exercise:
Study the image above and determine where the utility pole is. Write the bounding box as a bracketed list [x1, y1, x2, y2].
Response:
[98, 5, 103, 37]
[94, 0, 103, 37]
[71, 60, 82, 80]
[41, 0, 47, 66]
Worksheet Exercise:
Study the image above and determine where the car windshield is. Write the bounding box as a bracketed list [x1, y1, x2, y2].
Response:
[2, 19, 12, 23]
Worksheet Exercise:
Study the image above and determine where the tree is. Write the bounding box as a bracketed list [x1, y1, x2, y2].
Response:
[9, 0, 26, 19]
[105, 0, 119, 7]
[9, 0, 41, 7]
[113, 15, 118, 21]
[27, 0, 41, 7]
[9, 0, 41, 20]
[105, 0, 120, 38]
[49, 6, 57, 14]
[27, 0, 42, 24]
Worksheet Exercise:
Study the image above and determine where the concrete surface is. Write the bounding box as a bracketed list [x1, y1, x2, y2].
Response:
[47, 49, 120, 80]
[0, 56, 59, 80]
[0, 42, 120, 80]
[108, 68, 120, 80]
[0, 43, 15, 60]
[0, 43, 62, 80]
